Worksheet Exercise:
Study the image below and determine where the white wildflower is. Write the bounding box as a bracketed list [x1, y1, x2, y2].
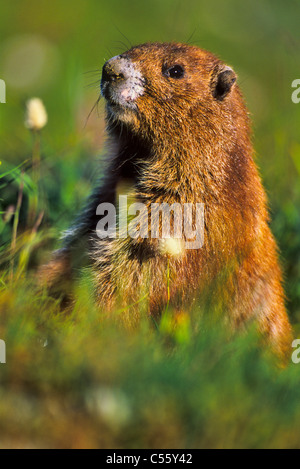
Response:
[25, 97, 48, 130]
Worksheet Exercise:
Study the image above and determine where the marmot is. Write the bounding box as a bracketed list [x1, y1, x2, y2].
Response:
[40, 42, 292, 358]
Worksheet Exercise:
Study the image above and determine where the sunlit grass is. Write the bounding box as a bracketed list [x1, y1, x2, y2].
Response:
[0, 271, 300, 449]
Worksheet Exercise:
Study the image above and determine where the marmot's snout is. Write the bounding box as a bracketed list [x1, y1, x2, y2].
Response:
[101, 55, 145, 110]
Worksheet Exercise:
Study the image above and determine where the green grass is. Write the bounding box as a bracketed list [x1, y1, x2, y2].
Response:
[0, 0, 300, 449]
[0, 274, 300, 449]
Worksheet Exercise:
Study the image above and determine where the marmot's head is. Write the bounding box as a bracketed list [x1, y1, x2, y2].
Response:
[101, 42, 239, 140]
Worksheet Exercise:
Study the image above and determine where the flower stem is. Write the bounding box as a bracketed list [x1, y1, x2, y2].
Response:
[28, 130, 41, 226]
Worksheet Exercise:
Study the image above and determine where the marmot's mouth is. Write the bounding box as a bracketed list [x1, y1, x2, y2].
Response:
[105, 99, 138, 125]
[106, 100, 124, 115]
[102, 86, 135, 109]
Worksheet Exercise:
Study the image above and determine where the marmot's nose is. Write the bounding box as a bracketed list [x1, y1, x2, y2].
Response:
[101, 56, 128, 85]
[102, 64, 124, 84]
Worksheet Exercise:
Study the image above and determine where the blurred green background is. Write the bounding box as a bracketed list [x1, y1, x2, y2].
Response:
[0, 0, 300, 449]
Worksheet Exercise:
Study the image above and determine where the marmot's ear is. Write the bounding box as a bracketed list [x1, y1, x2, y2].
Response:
[211, 65, 237, 101]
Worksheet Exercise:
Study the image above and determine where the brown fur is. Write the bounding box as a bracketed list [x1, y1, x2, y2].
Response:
[40, 42, 292, 358]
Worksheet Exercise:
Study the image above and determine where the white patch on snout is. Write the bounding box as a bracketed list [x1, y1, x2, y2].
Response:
[120, 86, 141, 102]
[106, 57, 145, 109]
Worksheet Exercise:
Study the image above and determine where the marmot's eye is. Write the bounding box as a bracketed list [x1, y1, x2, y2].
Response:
[163, 65, 185, 79]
